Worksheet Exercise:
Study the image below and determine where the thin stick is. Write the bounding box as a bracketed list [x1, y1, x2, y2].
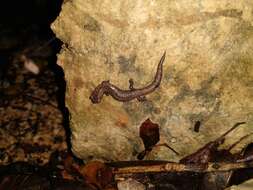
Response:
[228, 132, 253, 152]
[237, 155, 253, 163]
[217, 122, 246, 141]
[30, 37, 57, 54]
[113, 161, 253, 174]
[155, 143, 179, 155]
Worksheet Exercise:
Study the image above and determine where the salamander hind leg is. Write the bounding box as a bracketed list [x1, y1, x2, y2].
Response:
[129, 78, 135, 90]
[137, 96, 147, 102]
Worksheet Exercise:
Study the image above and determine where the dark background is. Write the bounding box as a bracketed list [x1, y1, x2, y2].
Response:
[0, 0, 63, 28]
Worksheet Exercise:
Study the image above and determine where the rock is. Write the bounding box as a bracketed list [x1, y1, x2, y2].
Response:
[51, 0, 253, 161]
[225, 178, 253, 190]
[117, 179, 145, 190]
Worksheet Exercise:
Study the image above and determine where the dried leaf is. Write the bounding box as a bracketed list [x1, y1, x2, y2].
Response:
[139, 118, 160, 151]
[137, 118, 179, 160]
[180, 122, 246, 164]
[137, 119, 160, 160]
[80, 161, 113, 189]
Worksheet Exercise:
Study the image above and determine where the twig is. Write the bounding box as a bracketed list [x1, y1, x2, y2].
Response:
[237, 155, 253, 163]
[32, 37, 56, 53]
[228, 132, 253, 152]
[155, 143, 179, 155]
[113, 161, 253, 174]
[217, 122, 246, 142]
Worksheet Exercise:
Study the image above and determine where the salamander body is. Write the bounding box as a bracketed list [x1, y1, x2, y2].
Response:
[90, 51, 166, 104]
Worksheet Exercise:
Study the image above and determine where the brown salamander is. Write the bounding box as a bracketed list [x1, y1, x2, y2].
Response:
[89, 51, 166, 104]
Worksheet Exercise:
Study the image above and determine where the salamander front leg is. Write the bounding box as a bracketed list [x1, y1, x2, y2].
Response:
[129, 79, 147, 101]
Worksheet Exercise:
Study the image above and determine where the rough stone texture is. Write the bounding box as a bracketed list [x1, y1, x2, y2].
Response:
[51, 0, 253, 162]
[117, 179, 145, 190]
[226, 179, 253, 190]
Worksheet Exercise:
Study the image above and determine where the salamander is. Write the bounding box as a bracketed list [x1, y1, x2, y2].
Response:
[89, 51, 166, 104]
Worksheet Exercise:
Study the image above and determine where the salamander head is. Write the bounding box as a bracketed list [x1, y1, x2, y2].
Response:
[89, 91, 100, 103]
[89, 80, 110, 104]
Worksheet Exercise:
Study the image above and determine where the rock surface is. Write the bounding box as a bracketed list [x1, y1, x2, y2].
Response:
[226, 179, 253, 190]
[117, 179, 145, 190]
[51, 0, 253, 161]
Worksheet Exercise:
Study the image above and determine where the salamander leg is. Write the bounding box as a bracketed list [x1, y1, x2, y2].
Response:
[137, 96, 147, 102]
[103, 80, 110, 96]
[129, 78, 135, 90]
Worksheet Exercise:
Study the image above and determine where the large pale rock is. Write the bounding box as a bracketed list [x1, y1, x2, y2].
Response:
[226, 179, 253, 190]
[117, 179, 145, 190]
[51, 0, 253, 161]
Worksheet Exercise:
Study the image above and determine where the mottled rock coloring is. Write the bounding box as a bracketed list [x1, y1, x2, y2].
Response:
[52, 0, 253, 161]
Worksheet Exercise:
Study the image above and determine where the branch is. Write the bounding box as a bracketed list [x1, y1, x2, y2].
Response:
[113, 161, 253, 174]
